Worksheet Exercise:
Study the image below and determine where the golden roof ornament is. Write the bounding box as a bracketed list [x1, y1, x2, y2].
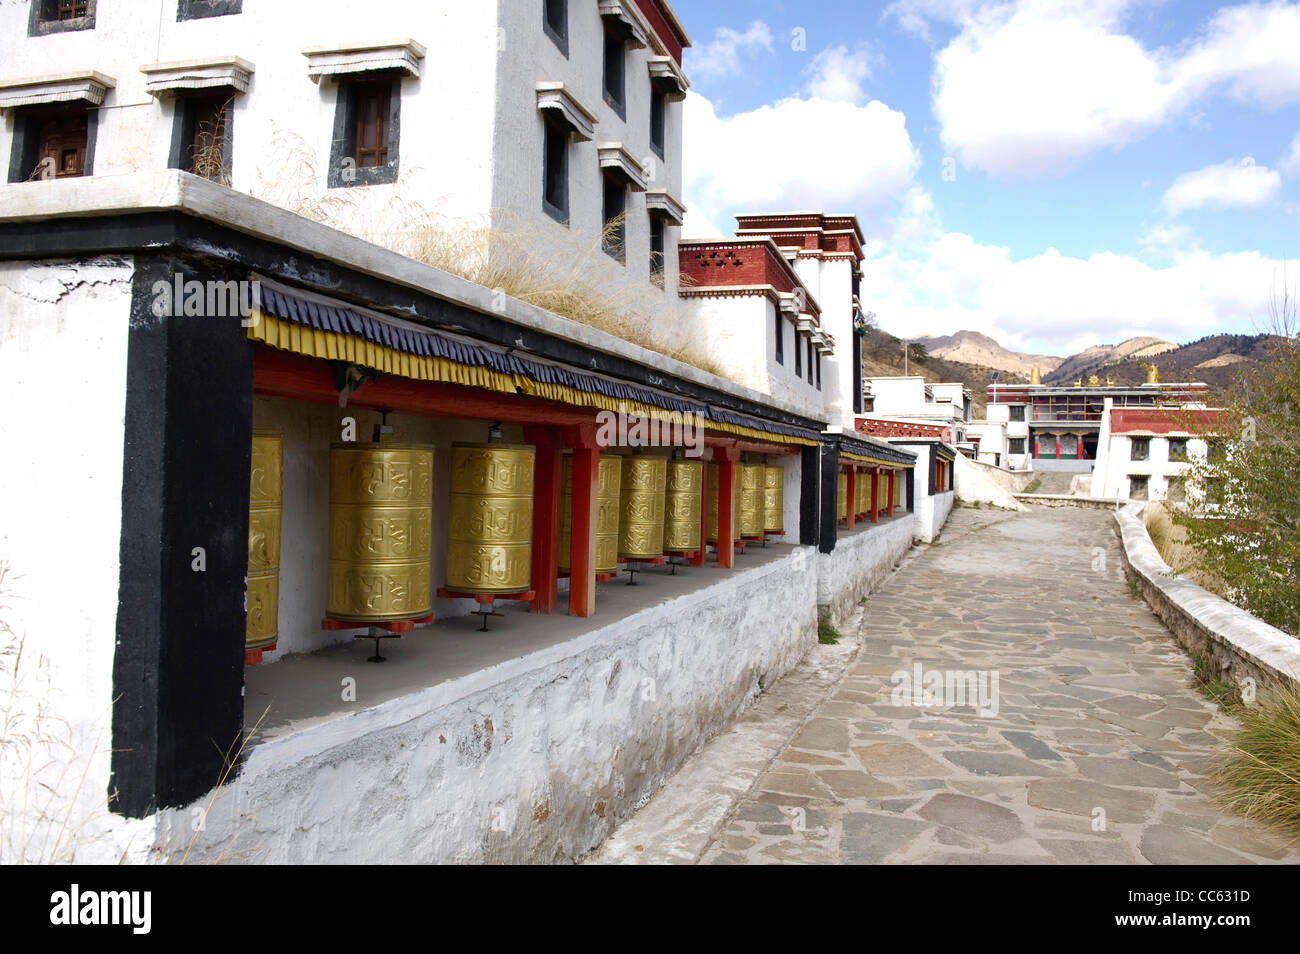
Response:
[1029, 366, 1041, 385]
[1145, 363, 1159, 384]
[1088, 374, 1099, 386]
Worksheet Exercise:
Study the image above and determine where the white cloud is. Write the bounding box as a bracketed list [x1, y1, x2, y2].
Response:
[923, 1, 1300, 178]
[1162, 157, 1281, 214]
[681, 91, 920, 238]
[1138, 222, 1197, 254]
[684, 21, 774, 82]
[1281, 132, 1300, 178]
[864, 228, 1282, 350]
[802, 46, 873, 103]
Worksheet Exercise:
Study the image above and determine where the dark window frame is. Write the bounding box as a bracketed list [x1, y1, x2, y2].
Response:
[543, 0, 568, 57]
[602, 24, 626, 120]
[328, 73, 402, 189]
[649, 90, 665, 159]
[794, 330, 802, 378]
[1008, 437, 1026, 455]
[1009, 405, 1026, 422]
[1168, 437, 1188, 461]
[168, 92, 235, 186]
[7, 102, 98, 183]
[648, 214, 665, 287]
[1130, 437, 1150, 461]
[177, 0, 242, 20]
[807, 340, 814, 384]
[28, 0, 96, 35]
[602, 174, 626, 264]
[542, 118, 570, 224]
[774, 312, 784, 365]
[1129, 474, 1149, 500]
[816, 351, 822, 390]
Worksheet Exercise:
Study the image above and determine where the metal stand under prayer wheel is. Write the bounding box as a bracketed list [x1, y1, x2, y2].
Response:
[245, 430, 282, 666]
[618, 455, 667, 584]
[761, 462, 784, 544]
[437, 439, 535, 630]
[662, 457, 703, 572]
[737, 462, 764, 549]
[323, 442, 435, 661]
[559, 452, 622, 582]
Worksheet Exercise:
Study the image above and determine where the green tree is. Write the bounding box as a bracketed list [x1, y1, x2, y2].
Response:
[1172, 284, 1300, 636]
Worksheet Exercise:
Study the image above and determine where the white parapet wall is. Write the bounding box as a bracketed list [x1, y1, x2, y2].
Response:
[914, 490, 954, 543]
[147, 549, 820, 864]
[816, 516, 915, 628]
[1114, 502, 1300, 693]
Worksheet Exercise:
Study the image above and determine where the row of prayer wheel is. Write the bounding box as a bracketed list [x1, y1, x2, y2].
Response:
[248, 440, 786, 653]
[706, 462, 784, 542]
[836, 466, 897, 524]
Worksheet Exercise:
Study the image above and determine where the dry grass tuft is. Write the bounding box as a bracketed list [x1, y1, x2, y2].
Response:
[1212, 682, 1300, 840]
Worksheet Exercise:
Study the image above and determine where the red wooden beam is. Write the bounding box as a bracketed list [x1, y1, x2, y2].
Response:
[870, 467, 880, 523]
[845, 467, 856, 531]
[252, 346, 597, 427]
[714, 444, 739, 569]
[524, 426, 562, 614]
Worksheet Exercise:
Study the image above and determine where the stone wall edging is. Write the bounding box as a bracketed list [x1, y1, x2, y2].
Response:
[1113, 501, 1300, 692]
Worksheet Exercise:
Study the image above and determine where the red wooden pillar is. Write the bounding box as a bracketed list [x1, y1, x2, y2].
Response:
[887, 468, 896, 517]
[523, 426, 562, 614]
[845, 466, 856, 530]
[1055, 434, 1061, 459]
[870, 467, 880, 523]
[714, 444, 738, 568]
[690, 456, 708, 567]
[564, 423, 600, 618]
[1033, 436, 1040, 458]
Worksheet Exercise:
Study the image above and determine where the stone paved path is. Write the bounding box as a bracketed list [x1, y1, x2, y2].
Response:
[699, 506, 1300, 865]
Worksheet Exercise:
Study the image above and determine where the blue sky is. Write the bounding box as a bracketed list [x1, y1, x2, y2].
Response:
[672, 0, 1300, 355]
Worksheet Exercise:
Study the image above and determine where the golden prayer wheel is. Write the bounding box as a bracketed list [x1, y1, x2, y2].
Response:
[837, 470, 847, 522]
[445, 442, 534, 595]
[763, 464, 784, 533]
[246, 430, 282, 653]
[738, 463, 763, 537]
[327, 444, 434, 621]
[559, 453, 622, 575]
[618, 456, 667, 559]
[706, 461, 719, 542]
[855, 469, 867, 515]
[664, 459, 703, 552]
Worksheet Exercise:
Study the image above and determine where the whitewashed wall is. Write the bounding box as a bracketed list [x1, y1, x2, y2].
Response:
[0, 257, 155, 863]
[816, 517, 913, 627]
[150, 547, 819, 864]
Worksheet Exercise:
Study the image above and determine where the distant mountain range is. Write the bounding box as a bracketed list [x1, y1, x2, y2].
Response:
[869, 329, 1285, 414]
[908, 329, 1281, 396]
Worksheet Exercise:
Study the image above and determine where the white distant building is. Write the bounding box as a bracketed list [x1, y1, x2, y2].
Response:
[1089, 405, 1223, 502]
[857, 375, 970, 445]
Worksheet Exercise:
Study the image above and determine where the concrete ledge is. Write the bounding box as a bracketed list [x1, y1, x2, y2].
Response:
[1114, 502, 1300, 692]
[1016, 494, 1119, 510]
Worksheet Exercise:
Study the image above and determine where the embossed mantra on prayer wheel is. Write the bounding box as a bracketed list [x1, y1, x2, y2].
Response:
[763, 464, 784, 533]
[855, 469, 867, 515]
[738, 463, 763, 537]
[706, 461, 719, 542]
[445, 442, 535, 594]
[663, 459, 703, 552]
[327, 444, 434, 621]
[837, 470, 847, 522]
[559, 453, 622, 575]
[246, 431, 282, 653]
[618, 456, 667, 559]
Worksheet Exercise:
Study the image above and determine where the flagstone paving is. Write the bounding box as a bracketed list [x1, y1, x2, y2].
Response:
[698, 506, 1300, 865]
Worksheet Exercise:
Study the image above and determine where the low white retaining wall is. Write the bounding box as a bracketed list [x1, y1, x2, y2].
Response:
[149, 549, 820, 864]
[914, 490, 954, 543]
[1114, 502, 1300, 692]
[816, 516, 914, 628]
[1016, 494, 1119, 510]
